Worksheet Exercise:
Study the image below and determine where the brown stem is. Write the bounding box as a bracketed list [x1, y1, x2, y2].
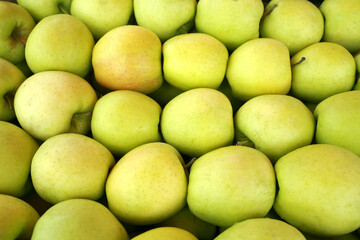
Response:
[292, 57, 306, 67]
[184, 157, 197, 169]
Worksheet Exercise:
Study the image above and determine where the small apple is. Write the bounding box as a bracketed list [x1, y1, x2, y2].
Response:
[0, 1, 35, 65]
[162, 33, 229, 91]
[31, 198, 129, 240]
[14, 71, 98, 141]
[132, 227, 198, 240]
[25, 14, 94, 78]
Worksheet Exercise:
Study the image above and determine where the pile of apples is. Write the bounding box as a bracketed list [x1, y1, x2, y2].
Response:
[1, 0, 360, 239]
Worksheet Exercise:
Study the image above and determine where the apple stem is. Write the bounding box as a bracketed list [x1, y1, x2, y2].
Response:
[236, 140, 255, 148]
[4, 94, 14, 110]
[58, 4, 70, 14]
[292, 57, 306, 67]
[184, 157, 197, 169]
[262, 3, 278, 19]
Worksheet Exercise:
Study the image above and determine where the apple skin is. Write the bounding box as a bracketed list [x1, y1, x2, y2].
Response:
[70, 0, 133, 40]
[314, 90, 360, 156]
[91, 90, 162, 157]
[92, 25, 163, 94]
[0, 1, 35, 65]
[0, 194, 40, 240]
[187, 145, 276, 228]
[31, 198, 129, 240]
[162, 33, 229, 91]
[106, 142, 188, 226]
[274, 144, 360, 237]
[25, 14, 94, 78]
[132, 227, 198, 240]
[0, 58, 26, 121]
[14, 71, 98, 141]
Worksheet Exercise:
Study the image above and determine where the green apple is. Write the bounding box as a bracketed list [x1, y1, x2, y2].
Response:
[314, 90, 360, 156]
[14, 71, 98, 141]
[195, 0, 264, 51]
[92, 25, 163, 94]
[214, 218, 306, 240]
[147, 80, 184, 108]
[106, 142, 187, 225]
[70, 0, 133, 40]
[0, 194, 40, 240]
[354, 52, 360, 90]
[134, 0, 197, 42]
[31, 133, 115, 204]
[0, 1, 35, 65]
[0, 121, 38, 197]
[91, 90, 162, 157]
[132, 227, 198, 240]
[226, 38, 291, 101]
[234, 94, 315, 163]
[320, 0, 360, 54]
[290, 42, 356, 103]
[25, 14, 94, 78]
[31, 198, 129, 240]
[0, 58, 26, 121]
[260, 0, 324, 56]
[160, 88, 234, 157]
[156, 205, 217, 240]
[274, 144, 360, 236]
[187, 145, 276, 228]
[17, 0, 72, 22]
[162, 33, 228, 91]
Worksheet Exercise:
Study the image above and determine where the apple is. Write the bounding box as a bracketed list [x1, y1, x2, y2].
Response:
[0, 1, 35, 65]
[131, 227, 198, 240]
[320, 0, 360, 54]
[0, 58, 26, 121]
[290, 42, 356, 103]
[195, 0, 264, 51]
[17, 0, 72, 22]
[214, 218, 306, 240]
[25, 14, 94, 78]
[14, 71, 98, 141]
[70, 0, 133, 40]
[0, 194, 40, 240]
[260, 0, 324, 56]
[133, 0, 197, 42]
[187, 145, 276, 228]
[274, 144, 360, 236]
[226, 38, 291, 101]
[162, 33, 229, 91]
[31, 198, 129, 240]
[106, 142, 188, 226]
[160, 88, 234, 157]
[92, 25, 163, 94]
[234, 94, 315, 163]
[314, 90, 360, 156]
[91, 90, 162, 157]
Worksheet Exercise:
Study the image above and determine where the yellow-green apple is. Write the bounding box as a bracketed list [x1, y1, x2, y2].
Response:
[134, 0, 197, 42]
[0, 194, 40, 240]
[187, 145, 276, 228]
[0, 58, 26, 121]
[147, 80, 184, 108]
[31, 198, 129, 240]
[132, 227, 198, 240]
[354, 52, 360, 90]
[226, 38, 291, 101]
[0, 121, 38, 197]
[14, 71, 98, 141]
[92, 25, 163, 94]
[106, 142, 188, 225]
[162, 33, 228, 90]
[156, 205, 217, 240]
[234, 94, 315, 163]
[274, 144, 360, 236]
[290, 42, 356, 103]
[314, 90, 360, 156]
[17, 0, 72, 22]
[320, 0, 360, 54]
[70, 0, 133, 40]
[214, 218, 306, 240]
[0, 1, 35, 65]
[31, 133, 115, 204]
[91, 90, 162, 157]
[25, 14, 94, 78]
[260, 0, 324, 56]
[160, 88, 234, 157]
[195, 0, 264, 51]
